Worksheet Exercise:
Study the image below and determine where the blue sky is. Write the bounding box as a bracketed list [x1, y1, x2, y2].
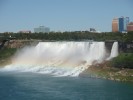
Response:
[0, 0, 133, 32]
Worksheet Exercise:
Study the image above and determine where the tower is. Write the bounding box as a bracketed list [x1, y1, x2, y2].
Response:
[118, 17, 129, 32]
[124, 17, 129, 31]
[118, 17, 124, 32]
[112, 17, 130, 33]
[112, 18, 118, 32]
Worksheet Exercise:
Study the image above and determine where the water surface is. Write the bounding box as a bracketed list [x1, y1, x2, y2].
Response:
[0, 72, 133, 100]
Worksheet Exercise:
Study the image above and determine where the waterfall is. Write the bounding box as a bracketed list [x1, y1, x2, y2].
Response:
[0, 41, 118, 76]
[110, 42, 119, 58]
[106, 42, 119, 60]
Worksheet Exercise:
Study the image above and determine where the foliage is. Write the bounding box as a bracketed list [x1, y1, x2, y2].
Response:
[0, 48, 17, 60]
[123, 31, 133, 42]
[111, 53, 133, 69]
[0, 31, 133, 42]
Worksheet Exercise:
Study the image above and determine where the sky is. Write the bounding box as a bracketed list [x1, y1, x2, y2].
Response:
[0, 0, 133, 32]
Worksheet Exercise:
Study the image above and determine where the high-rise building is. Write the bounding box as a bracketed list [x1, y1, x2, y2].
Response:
[118, 17, 130, 32]
[112, 17, 130, 33]
[124, 17, 129, 31]
[34, 26, 50, 33]
[118, 17, 124, 32]
[127, 22, 133, 32]
[112, 18, 119, 32]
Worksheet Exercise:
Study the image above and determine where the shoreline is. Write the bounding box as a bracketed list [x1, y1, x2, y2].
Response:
[0, 48, 17, 67]
[80, 64, 133, 83]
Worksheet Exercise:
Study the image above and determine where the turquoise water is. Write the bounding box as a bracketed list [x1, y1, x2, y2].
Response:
[0, 72, 133, 100]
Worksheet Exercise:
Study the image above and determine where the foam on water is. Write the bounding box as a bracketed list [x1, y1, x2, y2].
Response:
[0, 41, 118, 76]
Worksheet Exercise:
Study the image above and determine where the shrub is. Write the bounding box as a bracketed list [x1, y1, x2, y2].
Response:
[0, 48, 17, 60]
[111, 53, 133, 69]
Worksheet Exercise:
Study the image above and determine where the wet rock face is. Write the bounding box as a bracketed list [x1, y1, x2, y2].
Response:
[105, 41, 133, 53]
[119, 42, 133, 53]
[105, 42, 113, 54]
[6, 40, 39, 48]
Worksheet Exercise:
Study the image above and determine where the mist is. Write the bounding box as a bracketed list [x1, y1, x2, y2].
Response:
[0, 41, 118, 76]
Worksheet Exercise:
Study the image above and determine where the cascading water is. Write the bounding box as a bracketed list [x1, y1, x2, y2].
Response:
[0, 41, 118, 76]
[106, 42, 119, 60]
[110, 42, 119, 58]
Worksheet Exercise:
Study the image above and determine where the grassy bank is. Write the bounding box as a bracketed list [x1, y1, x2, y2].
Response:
[81, 59, 133, 83]
[0, 48, 17, 67]
[90, 53, 133, 82]
[111, 53, 133, 69]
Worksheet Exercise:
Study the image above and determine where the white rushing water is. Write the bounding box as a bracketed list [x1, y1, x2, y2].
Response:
[106, 42, 119, 60]
[0, 41, 119, 77]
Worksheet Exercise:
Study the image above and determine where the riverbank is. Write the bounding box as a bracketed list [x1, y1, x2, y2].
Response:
[0, 48, 17, 67]
[80, 61, 133, 83]
[0, 40, 39, 66]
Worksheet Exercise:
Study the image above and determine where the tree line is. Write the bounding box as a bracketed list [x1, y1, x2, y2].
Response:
[0, 31, 133, 42]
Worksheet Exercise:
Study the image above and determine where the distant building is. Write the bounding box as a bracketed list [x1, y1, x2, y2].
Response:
[34, 26, 50, 33]
[118, 17, 124, 32]
[18, 30, 31, 33]
[90, 28, 96, 32]
[124, 17, 129, 31]
[112, 17, 129, 33]
[127, 22, 133, 32]
[112, 18, 119, 32]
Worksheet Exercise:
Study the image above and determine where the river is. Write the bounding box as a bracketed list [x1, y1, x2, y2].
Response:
[0, 72, 133, 100]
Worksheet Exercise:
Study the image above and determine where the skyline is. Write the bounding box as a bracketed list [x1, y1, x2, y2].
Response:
[0, 0, 133, 33]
